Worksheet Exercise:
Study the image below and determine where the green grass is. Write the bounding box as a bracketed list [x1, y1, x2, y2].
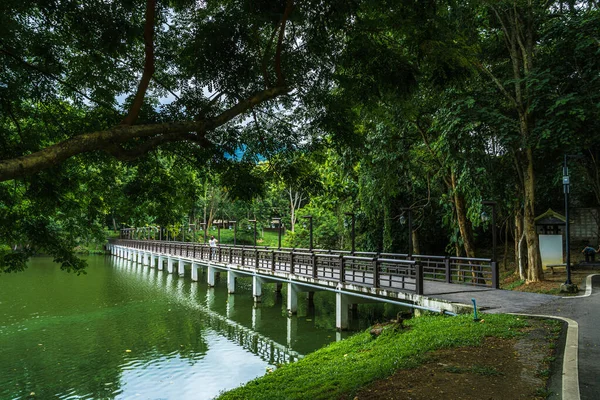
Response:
[204, 229, 285, 247]
[504, 279, 525, 290]
[217, 314, 528, 400]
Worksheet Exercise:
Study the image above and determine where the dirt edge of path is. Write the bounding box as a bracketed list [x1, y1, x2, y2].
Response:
[351, 318, 561, 400]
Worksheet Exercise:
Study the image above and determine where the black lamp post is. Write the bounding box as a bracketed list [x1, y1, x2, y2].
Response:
[217, 220, 221, 243]
[273, 217, 282, 248]
[481, 201, 497, 263]
[230, 220, 238, 245]
[188, 223, 196, 243]
[563, 155, 572, 286]
[249, 219, 257, 246]
[400, 208, 413, 258]
[302, 215, 313, 250]
[200, 222, 207, 244]
[344, 212, 356, 253]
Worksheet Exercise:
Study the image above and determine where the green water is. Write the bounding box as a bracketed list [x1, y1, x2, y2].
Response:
[0, 255, 404, 399]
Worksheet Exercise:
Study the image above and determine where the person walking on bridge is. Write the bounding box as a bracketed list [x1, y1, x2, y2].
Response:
[209, 235, 218, 259]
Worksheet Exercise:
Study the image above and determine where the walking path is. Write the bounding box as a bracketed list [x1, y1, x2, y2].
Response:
[426, 275, 600, 400]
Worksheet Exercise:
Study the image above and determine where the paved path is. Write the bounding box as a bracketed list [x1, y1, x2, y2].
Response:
[426, 276, 600, 400]
[526, 275, 600, 400]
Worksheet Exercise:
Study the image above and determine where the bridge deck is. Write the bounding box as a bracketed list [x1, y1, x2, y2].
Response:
[109, 239, 499, 311]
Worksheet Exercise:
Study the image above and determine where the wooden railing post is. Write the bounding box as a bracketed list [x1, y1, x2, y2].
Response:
[290, 252, 295, 275]
[241, 249, 245, 267]
[445, 256, 451, 283]
[271, 251, 276, 272]
[312, 253, 317, 278]
[255, 250, 259, 269]
[491, 261, 499, 289]
[373, 258, 379, 288]
[340, 256, 345, 283]
[415, 261, 423, 295]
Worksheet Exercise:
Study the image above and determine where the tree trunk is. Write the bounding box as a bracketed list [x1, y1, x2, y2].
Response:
[452, 172, 476, 258]
[412, 229, 420, 255]
[523, 148, 543, 282]
[451, 171, 482, 283]
[514, 206, 524, 275]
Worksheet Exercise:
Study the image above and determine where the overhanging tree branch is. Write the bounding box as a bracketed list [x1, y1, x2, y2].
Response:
[275, 0, 294, 86]
[0, 86, 290, 182]
[121, 0, 156, 126]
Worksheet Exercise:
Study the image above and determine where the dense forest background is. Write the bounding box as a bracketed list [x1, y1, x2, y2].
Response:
[0, 0, 599, 282]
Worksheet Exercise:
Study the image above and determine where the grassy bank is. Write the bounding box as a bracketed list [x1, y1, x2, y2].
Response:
[218, 314, 528, 400]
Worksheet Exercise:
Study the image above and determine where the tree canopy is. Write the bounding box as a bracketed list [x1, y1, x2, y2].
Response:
[1, 0, 599, 281]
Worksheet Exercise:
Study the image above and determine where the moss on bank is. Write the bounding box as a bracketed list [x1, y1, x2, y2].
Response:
[218, 314, 528, 400]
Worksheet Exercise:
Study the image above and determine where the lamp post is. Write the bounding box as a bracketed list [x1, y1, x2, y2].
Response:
[200, 223, 207, 244]
[249, 219, 257, 246]
[481, 201, 497, 263]
[344, 212, 356, 253]
[400, 208, 413, 258]
[217, 220, 221, 243]
[273, 217, 282, 248]
[302, 215, 313, 250]
[188, 223, 196, 243]
[563, 155, 572, 286]
[230, 220, 237, 245]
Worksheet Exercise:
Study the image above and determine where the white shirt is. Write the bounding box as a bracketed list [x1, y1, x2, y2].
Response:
[209, 238, 217, 247]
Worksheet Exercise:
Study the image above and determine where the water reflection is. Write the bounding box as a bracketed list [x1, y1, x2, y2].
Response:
[0, 256, 406, 400]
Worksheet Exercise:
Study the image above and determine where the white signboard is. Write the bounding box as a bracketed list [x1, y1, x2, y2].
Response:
[539, 234, 564, 269]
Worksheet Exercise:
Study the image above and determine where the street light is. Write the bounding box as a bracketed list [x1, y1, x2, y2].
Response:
[249, 219, 257, 246]
[302, 215, 313, 250]
[216, 219, 221, 243]
[344, 212, 356, 253]
[400, 208, 413, 258]
[481, 201, 497, 263]
[273, 217, 282, 249]
[189, 223, 196, 243]
[200, 222, 207, 244]
[229, 220, 238, 245]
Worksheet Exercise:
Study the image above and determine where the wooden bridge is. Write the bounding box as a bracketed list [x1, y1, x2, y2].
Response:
[107, 239, 498, 329]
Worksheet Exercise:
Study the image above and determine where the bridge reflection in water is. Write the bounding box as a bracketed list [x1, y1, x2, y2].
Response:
[112, 256, 305, 366]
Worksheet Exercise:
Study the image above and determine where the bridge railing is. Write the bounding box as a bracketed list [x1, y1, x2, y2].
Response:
[109, 239, 497, 291]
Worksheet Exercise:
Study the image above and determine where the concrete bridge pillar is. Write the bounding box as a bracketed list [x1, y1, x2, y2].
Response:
[336, 292, 350, 331]
[226, 294, 235, 319]
[287, 283, 298, 315]
[252, 305, 261, 331]
[143, 253, 149, 266]
[227, 271, 238, 293]
[191, 263, 199, 281]
[178, 259, 185, 276]
[252, 276, 264, 303]
[207, 266, 216, 287]
[167, 257, 174, 274]
[287, 316, 297, 348]
[158, 256, 164, 270]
